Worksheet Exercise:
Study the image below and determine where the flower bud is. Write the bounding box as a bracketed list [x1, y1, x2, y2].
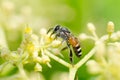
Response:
[34, 63, 42, 72]
[40, 28, 47, 36]
[24, 26, 32, 34]
[26, 43, 35, 53]
[107, 21, 114, 34]
[41, 55, 50, 64]
[51, 40, 61, 48]
[34, 57, 42, 63]
[86, 60, 101, 74]
[116, 31, 120, 38]
[87, 23, 96, 33]
[95, 41, 106, 59]
[79, 33, 88, 40]
[111, 34, 119, 41]
[114, 42, 120, 53]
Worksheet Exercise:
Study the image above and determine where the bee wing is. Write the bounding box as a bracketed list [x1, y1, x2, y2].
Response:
[61, 27, 71, 33]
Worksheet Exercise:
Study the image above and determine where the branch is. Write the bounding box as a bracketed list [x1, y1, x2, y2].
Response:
[44, 50, 71, 68]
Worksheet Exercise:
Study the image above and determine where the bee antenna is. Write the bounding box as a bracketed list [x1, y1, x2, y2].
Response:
[47, 27, 53, 34]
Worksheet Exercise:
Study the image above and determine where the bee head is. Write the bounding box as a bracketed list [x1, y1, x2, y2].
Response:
[50, 25, 60, 35]
[54, 25, 60, 32]
[47, 25, 61, 37]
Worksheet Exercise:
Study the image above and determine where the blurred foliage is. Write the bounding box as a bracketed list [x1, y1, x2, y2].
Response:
[0, 0, 120, 80]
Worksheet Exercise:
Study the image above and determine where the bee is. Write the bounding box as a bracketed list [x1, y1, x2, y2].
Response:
[47, 25, 82, 63]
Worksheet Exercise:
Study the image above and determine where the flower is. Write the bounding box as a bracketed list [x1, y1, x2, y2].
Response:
[24, 26, 32, 34]
[107, 21, 114, 34]
[34, 63, 42, 72]
[87, 23, 96, 33]
[85, 21, 120, 80]
[86, 60, 101, 74]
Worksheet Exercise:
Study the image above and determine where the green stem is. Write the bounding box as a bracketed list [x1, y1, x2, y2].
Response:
[45, 47, 96, 80]
[0, 62, 8, 72]
[69, 67, 77, 80]
[45, 50, 71, 68]
[68, 47, 96, 80]
[92, 32, 99, 41]
[18, 64, 29, 80]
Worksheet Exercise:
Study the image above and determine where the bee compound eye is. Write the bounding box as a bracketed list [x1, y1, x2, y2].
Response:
[54, 25, 60, 31]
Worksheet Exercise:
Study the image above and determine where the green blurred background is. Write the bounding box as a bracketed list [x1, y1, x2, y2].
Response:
[0, 0, 120, 80]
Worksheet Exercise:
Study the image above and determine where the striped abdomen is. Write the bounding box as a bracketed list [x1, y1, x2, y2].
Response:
[68, 36, 82, 57]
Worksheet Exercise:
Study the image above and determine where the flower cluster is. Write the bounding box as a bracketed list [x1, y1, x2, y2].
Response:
[0, 2, 120, 79]
[79, 21, 120, 80]
[0, 25, 64, 80]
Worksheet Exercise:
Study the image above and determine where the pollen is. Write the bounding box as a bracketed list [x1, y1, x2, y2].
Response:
[24, 26, 32, 34]
[26, 43, 35, 52]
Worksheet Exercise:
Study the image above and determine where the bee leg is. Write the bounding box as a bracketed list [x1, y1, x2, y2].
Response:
[47, 28, 55, 38]
[69, 48, 73, 64]
[60, 40, 68, 51]
[66, 43, 73, 64]
[54, 33, 59, 40]
[61, 46, 67, 51]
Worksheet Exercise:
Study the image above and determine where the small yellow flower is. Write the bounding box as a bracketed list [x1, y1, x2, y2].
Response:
[26, 43, 35, 53]
[24, 26, 32, 34]
[44, 35, 54, 44]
